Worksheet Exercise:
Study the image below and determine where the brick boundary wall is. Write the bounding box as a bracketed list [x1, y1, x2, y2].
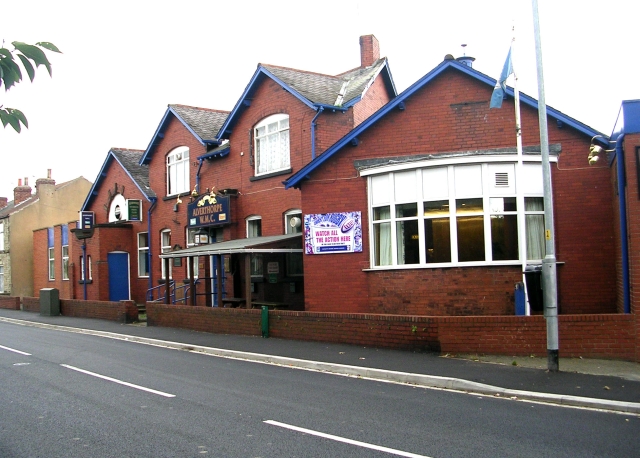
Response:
[22, 297, 40, 312]
[146, 303, 639, 362]
[61, 299, 138, 323]
[0, 296, 20, 310]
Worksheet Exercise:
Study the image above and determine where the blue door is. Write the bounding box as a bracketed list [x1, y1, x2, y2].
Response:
[108, 252, 130, 301]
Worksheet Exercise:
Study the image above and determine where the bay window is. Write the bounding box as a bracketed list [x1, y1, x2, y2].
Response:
[368, 160, 545, 268]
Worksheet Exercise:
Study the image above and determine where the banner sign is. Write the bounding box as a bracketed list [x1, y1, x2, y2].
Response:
[304, 211, 362, 254]
[188, 194, 230, 228]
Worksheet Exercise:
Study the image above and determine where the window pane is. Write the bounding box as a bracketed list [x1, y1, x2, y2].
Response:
[491, 214, 519, 260]
[456, 198, 483, 214]
[373, 206, 390, 221]
[526, 214, 545, 260]
[395, 203, 417, 218]
[423, 200, 449, 217]
[424, 218, 451, 263]
[373, 222, 392, 266]
[396, 220, 419, 265]
[490, 197, 517, 213]
[286, 253, 303, 276]
[457, 215, 485, 261]
[525, 197, 544, 211]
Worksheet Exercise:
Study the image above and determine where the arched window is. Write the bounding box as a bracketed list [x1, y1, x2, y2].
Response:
[254, 114, 290, 176]
[166, 146, 190, 195]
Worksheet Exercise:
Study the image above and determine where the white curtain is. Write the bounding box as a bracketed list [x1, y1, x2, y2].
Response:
[375, 206, 392, 266]
[525, 199, 545, 260]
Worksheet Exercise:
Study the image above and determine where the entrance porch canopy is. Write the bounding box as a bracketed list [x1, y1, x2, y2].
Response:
[159, 233, 302, 259]
[158, 233, 302, 308]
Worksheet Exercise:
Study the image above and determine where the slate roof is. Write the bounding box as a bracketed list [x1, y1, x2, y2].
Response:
[110, 148, 155, 199]
[169, 104, 230, 141]
[140, 105, 230, 165]
[284, 58, 607, 190]
[218, 58, 396, 138]
[82, 148, 154, 211]
[261, 58, 391, 108]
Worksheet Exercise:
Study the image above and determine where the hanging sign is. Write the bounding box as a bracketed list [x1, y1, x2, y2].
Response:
[188, 194, 230, 228]
[304, 211, 362, 254]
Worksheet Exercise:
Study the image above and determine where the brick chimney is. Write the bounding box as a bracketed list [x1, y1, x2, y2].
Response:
[0, 197, 7, 209]
[359, 35, 380, 68]
[14, 178, 32, 205]
[36, 169, 56, 197]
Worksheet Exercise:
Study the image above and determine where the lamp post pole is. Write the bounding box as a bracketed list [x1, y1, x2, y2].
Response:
[532, 0, 559, 371]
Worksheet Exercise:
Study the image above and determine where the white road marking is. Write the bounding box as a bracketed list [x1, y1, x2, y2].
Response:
[61, 364, 176, 398]
[0, 344, 32, 356]
[264, 420, 431, 458]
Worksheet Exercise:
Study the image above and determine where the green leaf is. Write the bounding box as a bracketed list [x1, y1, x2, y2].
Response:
[0, 48, 12, 58]
[11, 108, 28, 129]
[35, 42, 62, 53]
[17, 54, 35, 82]
[0, 58, 22, 90]
[0, 108, 23, 132]
[12, 42, 52, 76]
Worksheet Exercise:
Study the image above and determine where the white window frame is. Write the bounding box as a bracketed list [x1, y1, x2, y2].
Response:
[80, 255, 92, 281]
[0, 265, 4, 293]
[161, 229, 172, 279]
[365, 156, 548, 270]
[62, 245, 69, 280]
[185, 228, 200, 279]
[48, 247, 55, 281]
[166, 146, 190, 196]
[138, 232, 149, 278]
[0, 222, 4, 251]
[284, 209, 302, 235]
[246, 216, 262, 238]
[254, 114, 290, 176]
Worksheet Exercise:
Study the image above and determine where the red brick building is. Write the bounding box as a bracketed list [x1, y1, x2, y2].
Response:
[285, 55, 620, 316]
[47, 35, 395, 307]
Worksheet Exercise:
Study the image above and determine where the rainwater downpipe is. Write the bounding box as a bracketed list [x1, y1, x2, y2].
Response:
[147, 197, 157, 293]
[311, 107, 324, 160]
[195, 158, 205, 194]
[615, 134, 630, 313]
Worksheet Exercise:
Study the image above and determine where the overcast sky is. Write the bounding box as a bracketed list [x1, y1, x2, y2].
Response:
[1, 0, 637, 199]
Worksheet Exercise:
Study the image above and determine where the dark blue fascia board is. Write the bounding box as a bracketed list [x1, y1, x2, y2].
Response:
[217, 66, 320, 139]
[140, 106, 214, 165]
[83, 151, 154, 211]
[197, 145, 231, 160]
[284, 59, 607, 189]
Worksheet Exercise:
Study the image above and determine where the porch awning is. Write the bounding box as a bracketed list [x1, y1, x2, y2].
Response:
[159, 233, 302, 259]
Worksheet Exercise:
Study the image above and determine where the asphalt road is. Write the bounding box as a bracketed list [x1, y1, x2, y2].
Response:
[1, 322, 638, 457]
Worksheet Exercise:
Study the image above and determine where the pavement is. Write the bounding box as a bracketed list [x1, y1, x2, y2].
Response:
[1, 308, 639, 415]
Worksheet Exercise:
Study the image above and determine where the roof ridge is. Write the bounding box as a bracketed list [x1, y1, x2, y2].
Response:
[169, 103, 230, 114]
[260, 63, 340, 80]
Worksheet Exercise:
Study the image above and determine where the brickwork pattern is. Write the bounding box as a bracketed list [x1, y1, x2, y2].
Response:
[0, 295, 19, 309]
[300, 68, 618, 315]
[146, 304, 639, 361]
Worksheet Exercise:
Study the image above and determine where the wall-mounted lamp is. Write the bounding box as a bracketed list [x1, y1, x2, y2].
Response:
[588, 135, 616, 165]
[194, 228, 210, 245]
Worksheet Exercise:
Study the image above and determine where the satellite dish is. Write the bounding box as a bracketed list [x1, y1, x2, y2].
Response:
[289, 216, 301, 228]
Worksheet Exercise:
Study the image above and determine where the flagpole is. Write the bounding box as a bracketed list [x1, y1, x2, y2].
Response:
[511, 32, 529, 316]
[532, 0, 559, 372]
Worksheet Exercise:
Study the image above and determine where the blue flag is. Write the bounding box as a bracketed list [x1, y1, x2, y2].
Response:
[490, 47, 513, 109]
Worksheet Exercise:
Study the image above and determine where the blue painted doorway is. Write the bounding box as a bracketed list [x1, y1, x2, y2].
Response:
[108, 252, 130, 301]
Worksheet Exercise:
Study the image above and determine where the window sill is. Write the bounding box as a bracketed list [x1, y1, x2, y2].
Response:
[362, 260, 565, 271]
[250, 168, 292, 182]
[163, 191, 191, 201]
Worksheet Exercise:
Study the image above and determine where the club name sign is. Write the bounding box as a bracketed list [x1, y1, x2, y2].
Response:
[188, 194, 231, 228]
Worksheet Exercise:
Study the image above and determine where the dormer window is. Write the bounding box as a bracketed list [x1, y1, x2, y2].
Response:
[255, 114, 290, 176]
[167, 146, 190, 195]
